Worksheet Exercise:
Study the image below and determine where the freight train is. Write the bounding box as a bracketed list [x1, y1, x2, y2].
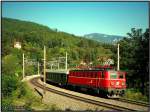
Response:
[42, 65, 126, 98]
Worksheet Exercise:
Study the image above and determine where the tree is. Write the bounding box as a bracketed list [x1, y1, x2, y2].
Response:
[118, 28, 149, 96]
[2, 75, 19, 97]
[2, 54, 21, 76]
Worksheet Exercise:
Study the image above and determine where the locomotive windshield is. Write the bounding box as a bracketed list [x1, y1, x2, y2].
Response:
[110, 72, 117, 79]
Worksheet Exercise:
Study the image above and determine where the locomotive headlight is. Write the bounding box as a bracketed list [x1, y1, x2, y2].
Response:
[111, 82, 114, 85]
[122, 82, 125, 86]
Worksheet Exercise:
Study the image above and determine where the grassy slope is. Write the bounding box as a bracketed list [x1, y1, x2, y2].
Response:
[11, 81, 60, 111]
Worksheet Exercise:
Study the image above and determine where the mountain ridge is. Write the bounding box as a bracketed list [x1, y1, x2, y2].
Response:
[84, 33, 124, 43]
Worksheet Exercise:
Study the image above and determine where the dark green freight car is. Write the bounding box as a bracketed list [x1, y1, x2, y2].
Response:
[45, 69, 69, 86]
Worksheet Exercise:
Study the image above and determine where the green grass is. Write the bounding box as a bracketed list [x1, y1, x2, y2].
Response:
[9, 82, 61, 111]
[123, 88, 148, 102]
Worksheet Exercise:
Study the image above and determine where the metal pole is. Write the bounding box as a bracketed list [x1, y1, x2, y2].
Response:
[43, 46, 46, 94]
[65, 52, 67, 70]
[117, 44, 120, 71]
[23, 53, 25, 79]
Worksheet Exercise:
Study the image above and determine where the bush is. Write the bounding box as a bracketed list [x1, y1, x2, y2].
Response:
[2, 54, 21, 76]
[2, 98, 14, 111]
[25, 65, 36, 76]
[24, 100, 32, 111]
[124, 89, 148, 102]
[2, 75, 19, 97]
[12, 82, 27, 99]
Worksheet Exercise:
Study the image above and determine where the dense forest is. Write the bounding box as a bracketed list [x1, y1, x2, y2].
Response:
[2, 17, 149, 110]
[2, 18, 113, 66]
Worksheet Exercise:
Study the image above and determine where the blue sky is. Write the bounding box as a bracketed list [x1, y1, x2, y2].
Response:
[2, 2, 149, 36]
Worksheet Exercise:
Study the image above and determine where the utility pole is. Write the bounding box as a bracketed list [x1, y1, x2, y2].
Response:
[117, 44, 120, 71]
[65, 52, 67, 70]
[23, 53, 25, 79]
[43, 46, 46, 94]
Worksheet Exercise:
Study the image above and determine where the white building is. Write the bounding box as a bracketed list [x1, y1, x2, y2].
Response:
[14, 42, 21, 49]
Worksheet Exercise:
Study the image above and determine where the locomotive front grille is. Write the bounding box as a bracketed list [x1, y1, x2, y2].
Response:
[107, 88, 125, 96]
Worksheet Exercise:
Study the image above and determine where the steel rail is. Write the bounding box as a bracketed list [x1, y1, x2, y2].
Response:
[116, 98, 149, 107]
[30, 77, 139, 111]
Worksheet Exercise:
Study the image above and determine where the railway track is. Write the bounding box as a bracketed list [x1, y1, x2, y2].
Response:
[30, 77, 144, 111]
[116, 98, 149, 107]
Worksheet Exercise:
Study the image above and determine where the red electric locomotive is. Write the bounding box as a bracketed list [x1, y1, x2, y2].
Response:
[68, 65, 126, 98]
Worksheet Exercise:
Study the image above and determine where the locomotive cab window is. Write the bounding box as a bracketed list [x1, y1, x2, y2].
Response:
[110, 72, 117, 79]
[119, 73, 124, 79]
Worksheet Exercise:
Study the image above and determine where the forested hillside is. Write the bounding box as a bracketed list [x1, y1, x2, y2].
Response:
[2, 17, 113, 66]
